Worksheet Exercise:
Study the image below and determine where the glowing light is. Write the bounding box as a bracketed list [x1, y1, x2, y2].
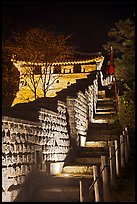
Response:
[63, 173, 70, 177]
[80, 135, 86, 147]
[50, 162, 64, 175]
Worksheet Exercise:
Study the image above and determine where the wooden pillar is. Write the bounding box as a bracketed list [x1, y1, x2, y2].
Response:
[101, 156, 110, 202]
[114, 140, 121, 177]
[71, 68, 73, 73]
[124, 127, 130, 162]
[79, 179, 84, 202]
[93, 165, 101, 202]
[125, 127, 130, 153]
[123, 130, 128, 163]
[109, 145, 116, 188]
[120, 134, 125, 168]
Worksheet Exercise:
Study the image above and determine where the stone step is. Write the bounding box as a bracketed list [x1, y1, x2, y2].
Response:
[98, 90, 106, 98]
[92, 118, 117, 124]
[97, 98, 116, 104]
[42, 175, 82, 188]
[88, 122, 121, 132]
[77, 146, 109, 158]
[78, 146, 108, 152]
[93, 114, 118, 123]
[88, 122, 120, 129]
[96, 103, 116, 110]
[62, 165, 93, 175]
[87, 125, 119, 136]
[96, 109, 116, 115]
[32, 187, 80, 202]
[95, 110, 116, 115]
[31, 173, 94, 202]
[96, 105, 116, 110]
[97, 97, 115, 102]
[87, 123, 120, 141]
[86, 134, 119, 141]
[75, 157, 101, 165]
[77, 151, 108, 159]
[85, 141, 109, 147]
[97, 99, 116, 105]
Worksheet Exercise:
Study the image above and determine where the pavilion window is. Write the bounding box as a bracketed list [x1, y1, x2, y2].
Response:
[53, 65, 61, 74]
[73, 64, 81, 73]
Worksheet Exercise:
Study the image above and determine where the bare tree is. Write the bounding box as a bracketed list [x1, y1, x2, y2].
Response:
[2, 42, 19, 107]
[6, 27, 74, 99]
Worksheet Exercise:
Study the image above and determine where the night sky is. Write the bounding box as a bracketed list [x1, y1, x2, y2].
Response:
[2, 1, 135, 52]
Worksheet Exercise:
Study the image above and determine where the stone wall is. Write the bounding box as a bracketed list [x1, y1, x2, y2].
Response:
[66, 76, 98, 147]
[38, 101, 70, 174]
[74, 91, 88, 144]
[2, 100, 70, 201]
[2, 117, 41, 201]
[2, 72, 100, 201]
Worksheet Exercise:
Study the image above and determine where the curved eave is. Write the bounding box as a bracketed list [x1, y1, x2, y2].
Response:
[11, 56, 104, 66]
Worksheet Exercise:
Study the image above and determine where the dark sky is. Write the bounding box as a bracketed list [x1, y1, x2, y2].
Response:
[2, 1, 135, 52]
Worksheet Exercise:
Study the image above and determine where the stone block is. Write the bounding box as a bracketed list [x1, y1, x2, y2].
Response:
[2, 191, 12, 202]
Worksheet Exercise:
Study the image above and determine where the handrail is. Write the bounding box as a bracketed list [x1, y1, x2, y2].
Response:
[88, 128, 127, 192]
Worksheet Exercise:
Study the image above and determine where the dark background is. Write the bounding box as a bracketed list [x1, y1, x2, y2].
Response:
[2, 1, 135, 52]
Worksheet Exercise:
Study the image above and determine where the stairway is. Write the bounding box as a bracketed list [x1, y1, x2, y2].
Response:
[29, 174, 82, 202]
[59, 86, 121, 201]
[28, 85, 121, 202]
[71, 87, 120, 166]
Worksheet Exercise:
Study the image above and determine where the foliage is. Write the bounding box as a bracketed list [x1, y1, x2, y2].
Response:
[117, 82, 135, 130]
[5, 27, 75, 99]
[103, 18, 135, 132]
[103, 18, 135, 84]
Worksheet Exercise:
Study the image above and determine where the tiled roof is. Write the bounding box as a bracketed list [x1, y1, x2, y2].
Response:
[11, 51, 104, 66]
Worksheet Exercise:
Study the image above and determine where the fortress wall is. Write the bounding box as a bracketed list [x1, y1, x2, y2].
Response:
[2, 117, 41, 201]
[66, 76, 98, 148]
[2, 101, 70, 201]
[2, 72, 99, 201]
